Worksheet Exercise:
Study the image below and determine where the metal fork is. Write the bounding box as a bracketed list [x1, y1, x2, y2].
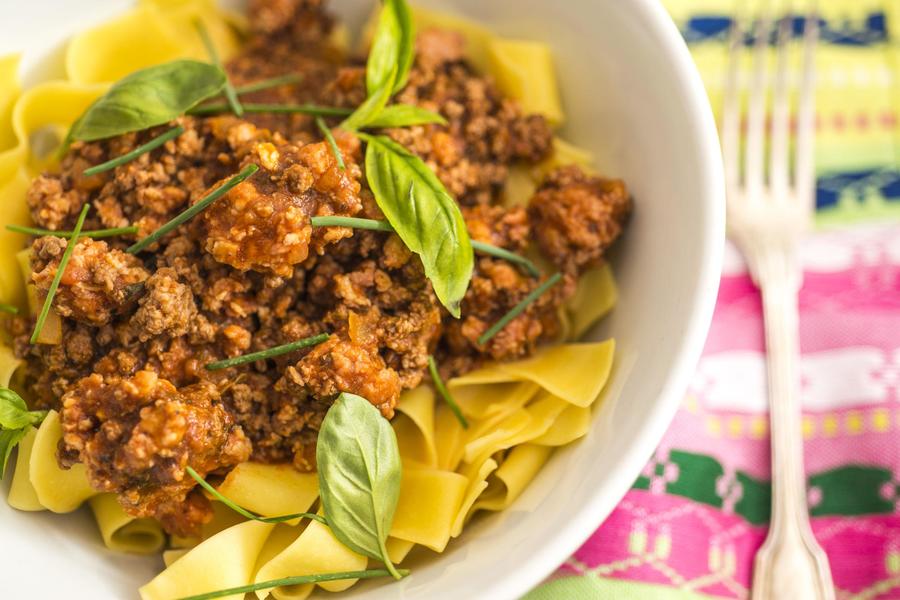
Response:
[722, 11, 835, 600]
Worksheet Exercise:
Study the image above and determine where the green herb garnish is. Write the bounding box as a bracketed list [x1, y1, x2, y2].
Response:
[316, 117, 345, 170]
[427, 356, 468, 429]
[310, 216, 395, 232]
[317, 393, 404, 579]
[82, 125, 184, 176]
[176, 569, 410, 600]
[6, 224, 139, 239]
[310, 216, 538, 277]
[30, 203, 90, 344]
[127, 163, 258, 254]
[470, 241, 540, 277]
[204, 333, 330, 371]
[187, 102, 352, 117]
[194, 20, 243, 117]
[478, 272, 563, 345]
[366, 0, 415, 96]
[363, 104, 447, 129]
[69, 61, 226, 141]
[185, 466, 325, 524]
[0, 388, 48, 477]
[0, 304, 18, 315]
[359, 133, 473, 318]
[234, 73, 303, 95]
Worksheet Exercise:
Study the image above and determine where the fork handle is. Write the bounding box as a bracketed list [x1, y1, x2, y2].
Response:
[751, 252, 834, 600]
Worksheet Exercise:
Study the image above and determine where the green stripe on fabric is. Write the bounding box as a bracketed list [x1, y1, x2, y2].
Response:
[523, 575, 720, 600]
[633, 450, 895, 524]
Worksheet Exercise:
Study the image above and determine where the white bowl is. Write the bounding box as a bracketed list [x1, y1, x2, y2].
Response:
[0, 1, 724, 598]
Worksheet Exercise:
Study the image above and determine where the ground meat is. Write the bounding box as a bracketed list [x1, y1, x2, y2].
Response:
[440, 259, 566, 376]
[31, 237, 149, 325]
[528, 166, 632, 272]
[390, 28, 554, 206]
[203, 132, 363, 276]
[130, 268, 197, 342]
[463, 204, 530, 251]
[278, 336, 402, 418]
[58, 371, 251, 536]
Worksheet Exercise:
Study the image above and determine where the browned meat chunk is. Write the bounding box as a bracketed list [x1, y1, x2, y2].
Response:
[203, 134, 363, 276]
[31, 237, 149, 325]
[278, 337, 402, 418]
[58, 370, 251, 536]
[528, 166, 631, 272]
[130, 268, 197, 342]
[463, 204, 530, 251]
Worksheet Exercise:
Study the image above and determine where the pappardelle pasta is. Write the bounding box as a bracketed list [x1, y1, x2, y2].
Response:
[0, 1, 631, 598]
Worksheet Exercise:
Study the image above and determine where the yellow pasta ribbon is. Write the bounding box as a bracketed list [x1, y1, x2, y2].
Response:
[7, 426, 42, 511]
[253, 520, 368, 599]
[393, 386, 438, 467]
[472, 444, 553, 512]
[391, 467, 468, 552]
[89, 493, 166, 554]
[214, 462, 319, 521]
[67, 0, 239, 84]
[29, 410, 96, 512]
[565, 263, 618, 340]
[451, 457, 498, 537]
[530, 404, 593, 447]
[450, 341, 615, 407]
[488, 38, 564, 126]
[140, 521, 274, 600]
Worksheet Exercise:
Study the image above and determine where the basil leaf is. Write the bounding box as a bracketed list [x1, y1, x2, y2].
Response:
[0, 388, 31, 430]
[366, 0, 415, 96]
[342, 69, 397, 132]
[364, 105, 447, 129]
[70, 60, 226, 141]
[361, 133, 473, 317]
[0, 427, 28, 478]
[317, 393, 403, 579]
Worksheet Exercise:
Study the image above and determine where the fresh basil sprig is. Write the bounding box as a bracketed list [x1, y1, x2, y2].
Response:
[366, 0, 415, 96]
[70, 60, 226, 141]
[361, 133, 473, 317]
[316, 393, 403, 579]
[0, 387, 47, 477]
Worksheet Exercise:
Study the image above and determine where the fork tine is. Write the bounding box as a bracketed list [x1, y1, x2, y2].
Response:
[721, 14, 744, 191]
[744, 10, 774, 199]
[769, 11, 793, 199]
[794, 10, 819, 211]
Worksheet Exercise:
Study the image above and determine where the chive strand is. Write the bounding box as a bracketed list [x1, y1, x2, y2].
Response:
[82, 126, 184, 176]
[194, 20, 243, 116]
[316, 116, 346, 170]
[310, 217, 539, 275]
[188, 103, 352, 117]
[427, 356, 468, 429]
[127, 163, 258, 254]
[176, 569, 409, 600]
[234, 73, 303, 95]
[477, 272, 563, 345]
[185, 467, 325, 525]
[470, 241, 540, 277]
[7, 224, 139, 240]
[0, 303, 18, 315]
[310, 216, 394, 232]
[204, 332, 330, 371]
[30, 203, 90, 344]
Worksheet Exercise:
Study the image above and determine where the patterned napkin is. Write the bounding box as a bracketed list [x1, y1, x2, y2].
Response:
[526, 1, 900, 598]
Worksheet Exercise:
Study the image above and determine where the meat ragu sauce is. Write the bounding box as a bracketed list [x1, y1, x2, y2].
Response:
[9, 0, 631, 537]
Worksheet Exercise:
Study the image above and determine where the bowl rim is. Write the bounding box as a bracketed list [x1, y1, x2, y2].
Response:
[486, 1, 725, 597]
